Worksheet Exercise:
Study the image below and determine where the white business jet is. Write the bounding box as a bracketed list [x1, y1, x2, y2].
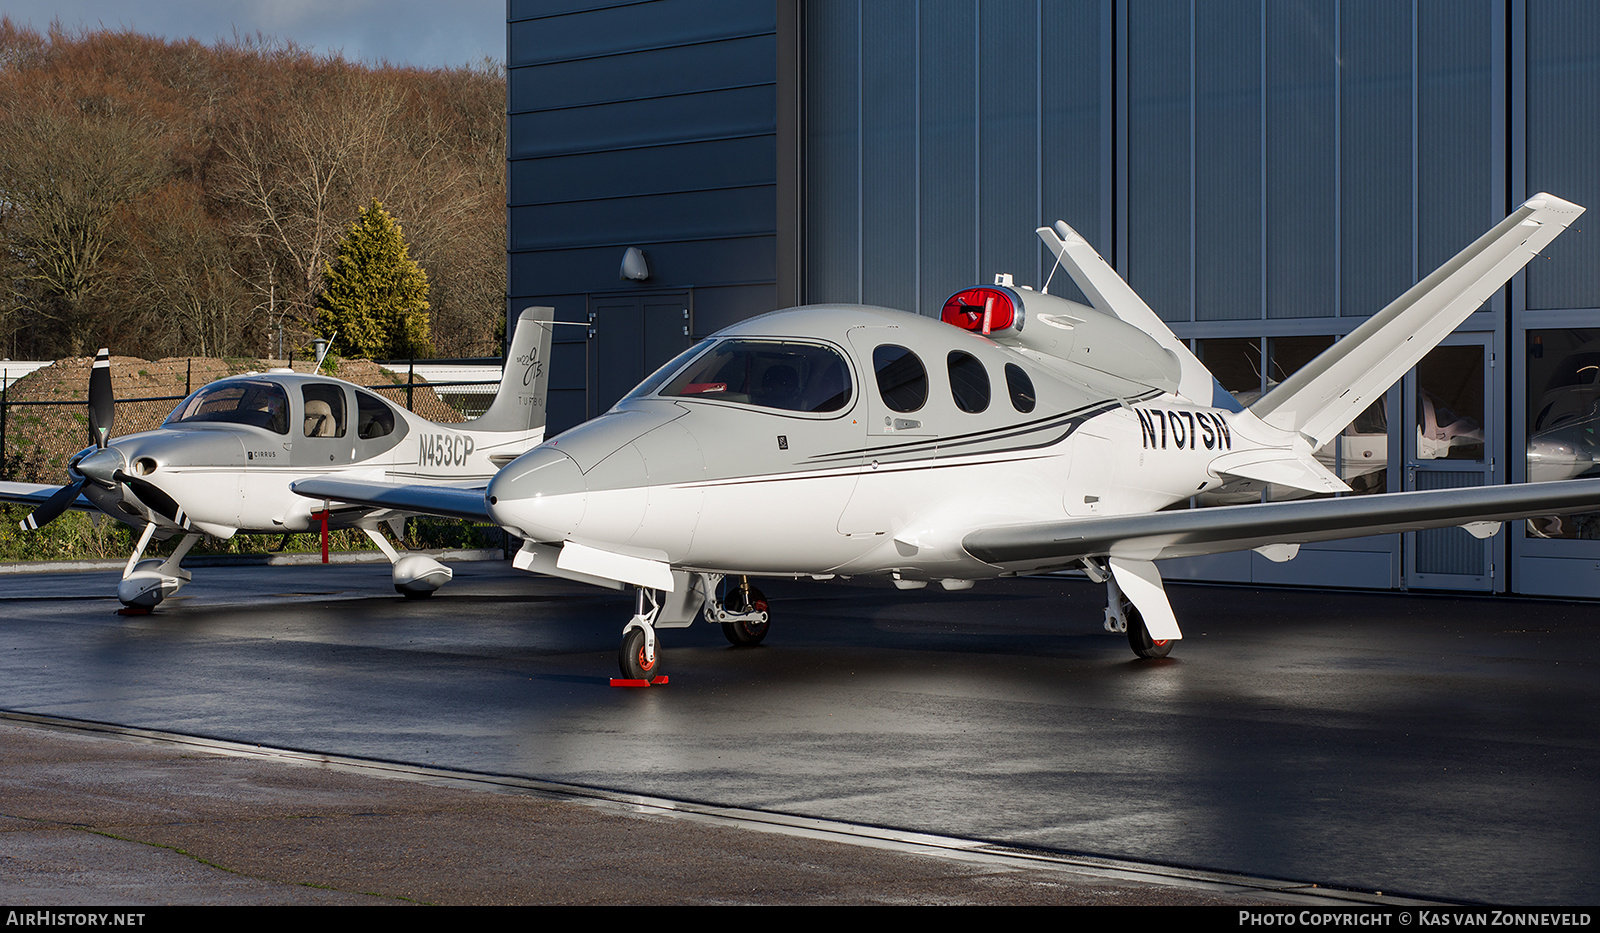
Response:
[298, 194, 1600, 681]
[0, 308, 554, 609]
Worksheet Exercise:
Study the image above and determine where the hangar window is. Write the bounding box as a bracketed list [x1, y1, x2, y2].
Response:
[947, 351, 990, 413]
[872, 345, 927, 413]
[1005, 363, 1036, 413]
[301, 384, 347, 438]
[663, 340, 852, 413]
[165, 379, 290, 435]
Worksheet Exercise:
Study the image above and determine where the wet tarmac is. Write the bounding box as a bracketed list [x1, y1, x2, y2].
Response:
[1, 559, 1595, 904]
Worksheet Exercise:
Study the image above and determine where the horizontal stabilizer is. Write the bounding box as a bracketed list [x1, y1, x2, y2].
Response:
[1210, 449, 1350, 496]
[1251, 194, 1583, 448]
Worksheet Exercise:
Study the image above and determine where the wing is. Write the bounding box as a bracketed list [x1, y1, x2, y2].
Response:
[0, 482, 94, 511]
[289, 477, 493, 523]
[963, 478, 1600, 572]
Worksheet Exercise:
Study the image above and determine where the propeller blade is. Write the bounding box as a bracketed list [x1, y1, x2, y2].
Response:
[88, 348, 113, 449]
[19, 480, 87, 530]
[120, 474, 187, 528]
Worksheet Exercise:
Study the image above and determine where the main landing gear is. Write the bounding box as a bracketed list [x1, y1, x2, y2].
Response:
[1088, 560, 1173, 660]
[616, 573, 771, 682]
[117, 525, 201, 611]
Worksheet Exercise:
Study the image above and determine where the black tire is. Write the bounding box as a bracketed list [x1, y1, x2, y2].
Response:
[1125, 605, 1173, 659]
[720, 583, 770, 647]
[399, 588, 433, 599]
[619, 627, 662, 680]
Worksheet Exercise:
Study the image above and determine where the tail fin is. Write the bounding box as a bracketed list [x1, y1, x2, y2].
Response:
[1037, 221, 1240, 410]
[1251, 193, 1583, 448]
[469, 306, 555, 435]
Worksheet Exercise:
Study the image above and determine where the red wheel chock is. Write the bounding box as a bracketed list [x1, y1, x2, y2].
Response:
[609, 675, 669, 688]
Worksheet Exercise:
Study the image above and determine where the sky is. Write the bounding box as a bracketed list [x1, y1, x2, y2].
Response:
[0, 0, 506, 69]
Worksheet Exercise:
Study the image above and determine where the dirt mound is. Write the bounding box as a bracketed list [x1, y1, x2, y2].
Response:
[3, 356, 464, 484]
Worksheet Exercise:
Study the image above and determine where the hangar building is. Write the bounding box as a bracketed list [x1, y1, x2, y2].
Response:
[506, 0, 1600, 599]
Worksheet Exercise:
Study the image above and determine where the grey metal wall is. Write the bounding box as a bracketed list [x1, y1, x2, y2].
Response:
[507, 0, 780, 432]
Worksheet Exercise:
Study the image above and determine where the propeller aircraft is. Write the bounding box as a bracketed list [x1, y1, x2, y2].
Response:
[299, 193, 1600, 682]
[0, 308, 554, 610]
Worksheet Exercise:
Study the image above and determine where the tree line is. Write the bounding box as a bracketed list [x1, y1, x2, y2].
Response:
[0, 20, 507, 362]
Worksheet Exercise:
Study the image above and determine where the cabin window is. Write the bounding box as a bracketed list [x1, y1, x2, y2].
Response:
[301, 384, 347, 438]
[872, 345, 928, 413]
[164, 379, 290, 435]
[1005, 363, 1036, 413]
[663, 340, 852, 413]
[356, 391, 395, 439]
[948, 351, 990, 413]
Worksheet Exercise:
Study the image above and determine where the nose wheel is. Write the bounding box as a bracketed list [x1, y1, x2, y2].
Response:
[619, 626, 662, 680]
[617, 587, 667, 683]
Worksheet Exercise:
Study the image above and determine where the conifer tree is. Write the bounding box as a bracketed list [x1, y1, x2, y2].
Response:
[315, 199, 434, 359]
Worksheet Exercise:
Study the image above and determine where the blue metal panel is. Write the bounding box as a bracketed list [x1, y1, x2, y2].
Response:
[1039, 0, 1102, 303]
[509, 33, 777, 112]
[916, 0, 977, 315]
[509, 0, 774, 67]
[509, 85, 776, 158]
[510, 236, 778, 296]
[688, 283, 781, 335]
[977, 0, 1039, 297]
[1340, 0, 1413, 319]
[1194, 0, 1263, 322]
[510, 136, 777, 206]
[804, 0, 861, 304]
[860, 0, 917, 312]
[511, 186, 777, 251]
[1526, 0, 1600, 310]
[1125, 0, 1191, 323]
[1265, 0, 1336, 320]
[1419, 0, 1494, 278]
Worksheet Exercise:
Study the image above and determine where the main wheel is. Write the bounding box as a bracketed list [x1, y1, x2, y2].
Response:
[619, 627, 662, 680]
[720, 583, 770, 647]
[1125, 605, 1172, 659]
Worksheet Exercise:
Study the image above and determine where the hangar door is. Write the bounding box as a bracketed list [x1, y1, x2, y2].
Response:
[1403, 336, 1499, 591]
[586, 290, 694, 420]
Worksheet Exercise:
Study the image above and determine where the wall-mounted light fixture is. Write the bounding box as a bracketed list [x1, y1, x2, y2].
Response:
[620, 247, 650, 281]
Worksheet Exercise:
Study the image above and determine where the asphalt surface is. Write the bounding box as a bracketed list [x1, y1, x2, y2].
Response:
[0, 558, 1595, 905]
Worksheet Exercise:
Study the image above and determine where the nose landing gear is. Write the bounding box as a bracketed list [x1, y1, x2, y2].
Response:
[613, 573, 773, 683]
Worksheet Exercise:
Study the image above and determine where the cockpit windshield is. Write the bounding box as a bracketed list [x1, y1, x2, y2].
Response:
[661, 340, 852, 413]
[165, 379, 291, 435]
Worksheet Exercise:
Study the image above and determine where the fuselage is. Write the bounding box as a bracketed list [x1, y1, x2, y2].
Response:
[73, 370, 542, 538]
[486, 305, 1239, 582]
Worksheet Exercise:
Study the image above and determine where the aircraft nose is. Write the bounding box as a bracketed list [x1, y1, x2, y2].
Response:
[487, 446, 587, 542]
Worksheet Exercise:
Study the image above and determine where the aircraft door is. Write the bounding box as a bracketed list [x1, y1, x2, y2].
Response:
[1402, 336, 1498, 591]
[838, 328, 936, 536]
[291, 383, 358, 468]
